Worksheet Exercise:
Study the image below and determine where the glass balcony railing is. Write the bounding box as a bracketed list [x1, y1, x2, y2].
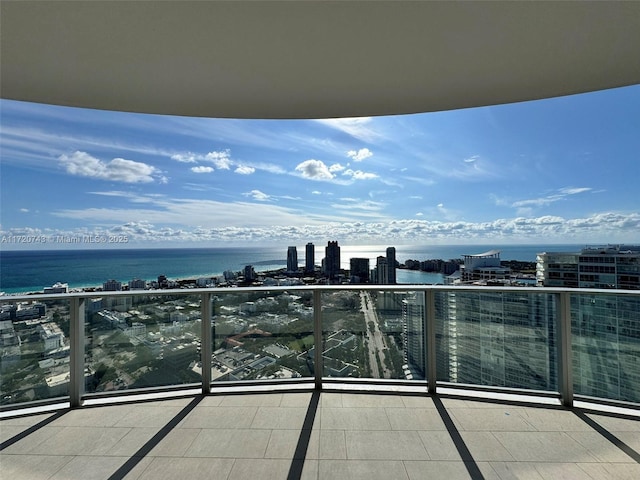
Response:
[1, 285, 638, 412]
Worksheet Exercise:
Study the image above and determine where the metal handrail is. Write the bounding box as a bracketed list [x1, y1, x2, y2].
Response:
[1, 284, 638, 413]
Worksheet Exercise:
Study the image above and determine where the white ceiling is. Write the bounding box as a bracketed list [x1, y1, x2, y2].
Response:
[2, 1, 640, 119]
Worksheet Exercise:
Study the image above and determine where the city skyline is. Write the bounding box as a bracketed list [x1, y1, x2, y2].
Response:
[1, 85, 639, 250]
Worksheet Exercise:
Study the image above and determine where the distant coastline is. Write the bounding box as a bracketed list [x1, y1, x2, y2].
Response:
[0, 244, 585, 294]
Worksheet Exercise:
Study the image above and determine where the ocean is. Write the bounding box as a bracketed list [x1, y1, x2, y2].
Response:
[0, 244, 583, 294]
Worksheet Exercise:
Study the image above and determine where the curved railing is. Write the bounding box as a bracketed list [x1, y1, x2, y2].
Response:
[1, 285, 639, 413]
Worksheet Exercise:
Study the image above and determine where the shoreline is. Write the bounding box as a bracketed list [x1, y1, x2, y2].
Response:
[1, 266, 450, 297]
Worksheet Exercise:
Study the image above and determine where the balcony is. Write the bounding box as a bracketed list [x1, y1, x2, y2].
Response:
[2, 285, 640, 479]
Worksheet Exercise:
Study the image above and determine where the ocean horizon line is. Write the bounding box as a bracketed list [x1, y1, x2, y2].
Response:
[0, 243, 598, 294]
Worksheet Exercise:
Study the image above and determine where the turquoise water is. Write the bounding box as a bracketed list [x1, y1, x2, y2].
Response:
[0, 244, 581, 293]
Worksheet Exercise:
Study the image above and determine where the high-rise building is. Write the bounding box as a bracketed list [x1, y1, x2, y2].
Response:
[324, 241, 340, 279]
[386, 247, 396, 284]
[287, 246, 298, 273]
[349, 258, 370, 283]
[103, 279, 122, 291]
[435, 290, 557, 390]
[402, 293, 425, 379]
[305, 243, 315, 273]
[374, 256, 388, 284]
[436, 249, 557, 390]
[459, 250, 510, 283]
[537, 245, 640, 289]
[157, 275, 169, 289]
[243, 265, 256, 282]
[128, 278, 146, 290]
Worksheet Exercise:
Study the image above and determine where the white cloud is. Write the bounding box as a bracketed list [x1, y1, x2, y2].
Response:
[332, 199, 386, 212]
[171, 152, 199, 163]
[20, 208, 29, 213]
[295, 159, 335, 181]
[315, 117, 379, 141]
[235, 165, 255, 175]
[244, 190, 270, 201]
[89, 191, 160, 203]
[511, 187, 593, 210]
[347, 148, 373, 162]
[559, 187, 592, 195]
[171, 149, 233, 169]
[205, 150, 232, 169]
[52, 198, 328, 229]
[12, 211, 640, 246]
[437, 203, 444, 208]
[464, 155, 479, 163]
[343, 169, 378, 180]
[191, 166, 214, 173]
[312, 191, 322, 195]
[59, 151, 160, 183]
[329, 163, 346, 173]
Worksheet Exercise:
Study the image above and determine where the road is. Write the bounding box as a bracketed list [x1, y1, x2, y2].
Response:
[360, 291, 393, 378]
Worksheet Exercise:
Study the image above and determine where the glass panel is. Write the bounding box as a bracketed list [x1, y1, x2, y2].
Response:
[85, 294, 202, 393]
[435, 291, 557, 391]
[321, 290, 420, 380]
[1, 298, 71, 405]
[571, 293, 640, 403]
[210, 290, 314, 381]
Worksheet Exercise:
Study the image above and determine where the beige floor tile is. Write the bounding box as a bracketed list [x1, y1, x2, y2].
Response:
[448, 408, 536, 432]
[28, 426, 132, 456]
[48, 455, 133, 480]
[264, 428, 319, 459]
[400, 395, 436, 408]
[320, 407, 391, 430]
[341, 393, 406, 408]
[567, 430, 638, 463]
[460, 431, 516, 462]
[417, 430, 463, 461]
[404, 460, 478, 480]
[0, 454, 73, 480]
[487, 462, 545, 480]
[104, 427, 160, 456]
[279, 392, 314, 407]
[219, 393, 283, 406]
[494, 431, 598, 463]
[0, 425, 65, 454]
[533, 462, 600, 480]
[147, 427, 201, 457]
[520, 408, 594, 432]
[576, 462, 640, 480]
[318, 459, 409, 480]
[134, 457, 234, 480]
[113, 405, 187, 428]
[345, 430, 429, 460]
[180, 405, 257, 428]
[318, 429, 347, 459]
[386, 407, 447, 430]
[228, 458, 296, 480]
[250, 406, 309, 429]
[184, 428, 271, 458]
[585, 413, 640, 432]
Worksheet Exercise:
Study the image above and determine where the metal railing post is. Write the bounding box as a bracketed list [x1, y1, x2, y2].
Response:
[69, 297, 85, 408]
[425, 289, 437, 394]
[557, 291, 573, 408]
[201, 292, 212, 394]
[313, 289, 323, 390]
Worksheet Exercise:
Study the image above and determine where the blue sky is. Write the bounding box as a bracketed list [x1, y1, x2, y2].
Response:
[1, 85, 639, 249]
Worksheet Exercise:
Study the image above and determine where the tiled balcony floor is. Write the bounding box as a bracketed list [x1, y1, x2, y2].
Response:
[1, 391, 639, 480]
